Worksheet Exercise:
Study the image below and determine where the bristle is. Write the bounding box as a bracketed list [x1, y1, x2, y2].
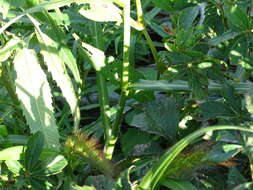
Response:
[64, 130, 113, 177]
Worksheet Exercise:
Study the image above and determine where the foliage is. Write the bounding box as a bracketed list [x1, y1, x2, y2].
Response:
[0, 0, 253, 189]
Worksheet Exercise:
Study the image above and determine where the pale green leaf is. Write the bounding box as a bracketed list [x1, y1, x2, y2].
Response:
[5, 160, 23, 174]
[0, 146, 24, 160]
[79, 1, 122, 22]
[80, 41, 106, 71]
[14, 48, 60, 149]
[0, 37, 21, 62]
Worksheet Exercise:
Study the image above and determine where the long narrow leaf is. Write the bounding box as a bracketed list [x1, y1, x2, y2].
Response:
[14, 48, 60, 149]
[29, 15, 80, 130]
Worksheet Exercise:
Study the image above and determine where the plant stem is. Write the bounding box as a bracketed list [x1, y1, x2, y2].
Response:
[135, 0, 162, 80]
[92, 22, 112, 159]
[106, 0, 131, 160]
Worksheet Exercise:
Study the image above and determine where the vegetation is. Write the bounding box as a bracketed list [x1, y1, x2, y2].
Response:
[0, 0, 253, 189]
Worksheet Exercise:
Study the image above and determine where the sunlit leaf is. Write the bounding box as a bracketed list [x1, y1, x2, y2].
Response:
[79, 1, 122, 23]
[30, 16, 80, 130]
[14, 48, 60, 149]
[0, 146, 24, 160]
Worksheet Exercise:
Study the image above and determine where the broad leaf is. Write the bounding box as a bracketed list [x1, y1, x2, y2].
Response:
[79, 1, 122, 23]
[224, 3, 250, 30]
[227, 168, 247, 189]
[198, 101, 234, 120]
[32, 155, 68, 176]
[121, 128, 151, 154]
[0, 146, 24, 160]
[5, 160, 23, 174]
[14, 48, 60, 149]
[25, 132, 44, 170]
[126, 98, 179, 142]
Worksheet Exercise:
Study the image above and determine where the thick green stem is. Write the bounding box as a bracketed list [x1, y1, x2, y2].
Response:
[135, 0, 162, 80]
[92, 22, 112, 159]
[106, 0, 131, 160]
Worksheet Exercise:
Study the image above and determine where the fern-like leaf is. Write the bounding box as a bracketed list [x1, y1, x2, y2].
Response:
[14, 48, 60, 149]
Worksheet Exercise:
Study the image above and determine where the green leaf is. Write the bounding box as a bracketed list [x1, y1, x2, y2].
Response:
[0, 37, 21, 62]
[152, 0, 187, 12]
[224, 3, 250, 30]
[79, 1, 122, 22]
[161, 179, 198, 190]
[233, 182, 253, 190]
[208, 31, 240, 46]
[203, 143, 242, 162]
[245, 88, 253, 115]
[5, 160, 23, 174]
[0, 0, 116, 34]
[30, 16, 80, 130]
[144, 98, 179, 142]
[187, 69, 208, 98]
[14, 48, 60, 149]
[126, 98, 179, 141]
[71, 185, 96, 190]
[0, 146, 24, 160]
[198, 101, 234, 120]
[0, 125, 8, 136]
[32, 155, 68, 176]
[121, 128, 151, 154]
[179, 6, 199, 29]
[25, 132, 44, 171]
[79, 40, 106, 71]
[137, 126, 253, 190]
[85, 175, 115, 190]
[227, 168, 247, 189]
[0, 0, 25, 18]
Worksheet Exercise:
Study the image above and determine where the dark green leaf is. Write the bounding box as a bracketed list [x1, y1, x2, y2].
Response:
[121, 128, 151, 154]
[224, 3, 250, 30]
[203, 143, 242, 162]
[208, 31, 240, 46]
[179, 6, 199, 29]
[25, 131, 44, 171]
[198, 101, 234, 120]
[161, 179, 198, 190]
[227, 168, 247, 189]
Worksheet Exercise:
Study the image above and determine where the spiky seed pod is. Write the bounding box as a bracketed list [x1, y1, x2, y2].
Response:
[65, 130, 114, 177]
